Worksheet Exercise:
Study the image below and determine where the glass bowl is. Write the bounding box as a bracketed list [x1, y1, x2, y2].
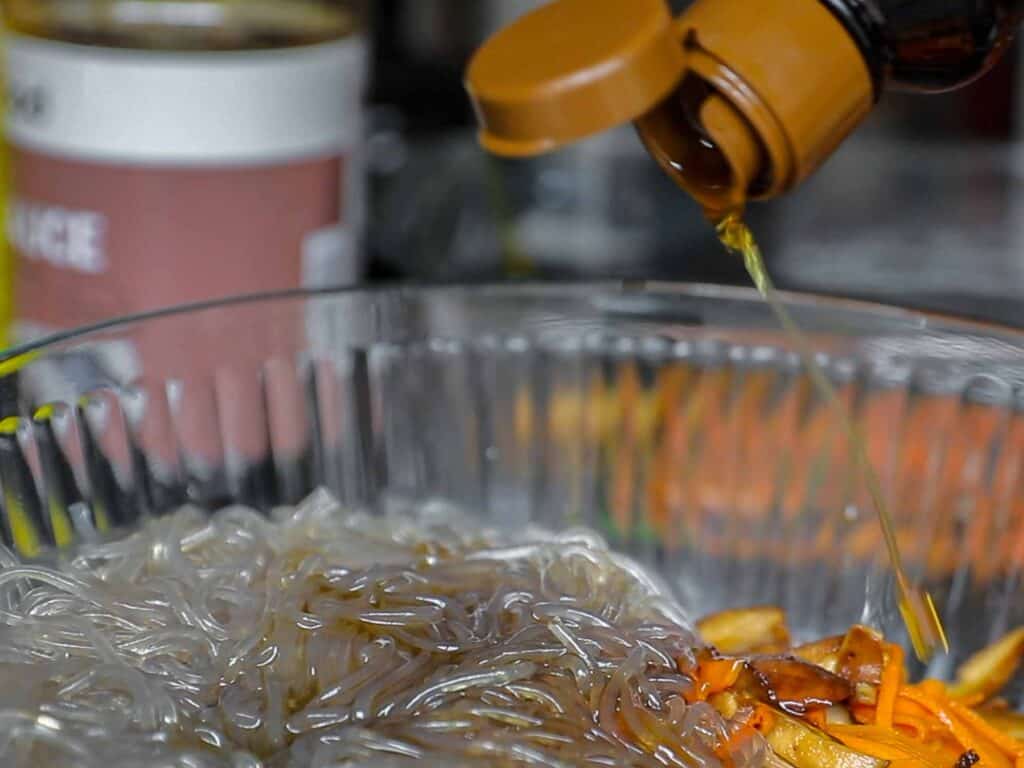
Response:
[3, 283, 1024, 686]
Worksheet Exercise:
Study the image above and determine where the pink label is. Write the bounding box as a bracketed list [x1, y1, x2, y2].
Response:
[13, 148, 345, 329]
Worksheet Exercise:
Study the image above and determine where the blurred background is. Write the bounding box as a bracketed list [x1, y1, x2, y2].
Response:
[5, 0, 1024, 348]
[363, 0, 1024, 326]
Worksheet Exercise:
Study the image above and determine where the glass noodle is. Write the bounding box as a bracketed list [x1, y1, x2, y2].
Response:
[0, 491, 766, 768]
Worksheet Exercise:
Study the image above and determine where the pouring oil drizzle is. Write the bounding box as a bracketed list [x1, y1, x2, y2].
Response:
[717, 213, 948, 663]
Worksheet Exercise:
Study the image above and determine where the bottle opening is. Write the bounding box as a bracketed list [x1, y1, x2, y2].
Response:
[635, 75, 767, 219]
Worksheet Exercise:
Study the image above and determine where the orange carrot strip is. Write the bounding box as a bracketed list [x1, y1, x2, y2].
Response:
[877, 643, 904, 728]
[946, 698, 1024, 758]
[804, 709, 828, 730]
[749, 703, 776, 734]
[900, 687, 1011, 768]
[691, 658, 744, 702]
[894, 696, 936, 721]
[892, 712, 934, 741]
[892, 694, 945, 742]
[850, 704, 877, 725]
[827, 723, 947, 765]
[917, 679, 948, 698]
[714, 724, 759, 762]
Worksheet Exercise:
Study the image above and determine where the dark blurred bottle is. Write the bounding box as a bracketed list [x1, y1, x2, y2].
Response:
[854, 0, 1021, 91]
[841, 0, 1021, 140]
[2, 0, 368, 341]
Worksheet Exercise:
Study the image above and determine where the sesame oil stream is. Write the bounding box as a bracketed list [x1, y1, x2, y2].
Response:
[717, 213, 948, 662]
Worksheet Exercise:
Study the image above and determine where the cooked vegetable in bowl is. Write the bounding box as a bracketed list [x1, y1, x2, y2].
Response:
[698, 608, 1024, 768]
[0, 491, 1021, 767]
[6, 285, 1024, 765]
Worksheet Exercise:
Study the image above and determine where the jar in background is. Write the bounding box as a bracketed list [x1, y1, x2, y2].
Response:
[2, 0, 369, 342]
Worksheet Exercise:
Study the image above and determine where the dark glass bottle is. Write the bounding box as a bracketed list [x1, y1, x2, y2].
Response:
[823, 0, 1024, 93]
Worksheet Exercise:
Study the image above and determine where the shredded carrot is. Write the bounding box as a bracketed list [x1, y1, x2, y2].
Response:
[803, 709, 828, 729]
[946, 697, 1024, 758]
[900, 686, 1012, 768]
[892, 694, 939, 740]
[690, 622, 1024, 768]
[893, 696, 933, 721]
[916, 679, 947, 698]
[748, 703, 775, 733]
[827, 723, 948, 765]
[826, 644, 1024, 768]
[691, 658, 744, 702]
[851, 703, 877, 724]
[876, 642, 903, 728]
[892, 712, 933, 741]
[713, 724, 759, 762]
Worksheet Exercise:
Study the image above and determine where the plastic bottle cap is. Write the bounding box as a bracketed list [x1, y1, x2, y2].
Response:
[673, 0, 873, 199]
[467, 0, 873, 211]
[465, 0, 687, 157]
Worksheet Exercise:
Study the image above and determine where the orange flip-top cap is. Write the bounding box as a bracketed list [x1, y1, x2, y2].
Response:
[465, 0, 687, 157]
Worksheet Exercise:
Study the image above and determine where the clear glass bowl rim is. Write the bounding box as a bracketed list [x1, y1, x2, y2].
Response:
[5, 281, 1024, 364]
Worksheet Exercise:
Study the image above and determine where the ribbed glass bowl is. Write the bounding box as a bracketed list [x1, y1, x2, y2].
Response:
[3, 283, 1024, 685]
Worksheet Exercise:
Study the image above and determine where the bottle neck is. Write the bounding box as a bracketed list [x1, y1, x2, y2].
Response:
[820, 0, 1024, 93]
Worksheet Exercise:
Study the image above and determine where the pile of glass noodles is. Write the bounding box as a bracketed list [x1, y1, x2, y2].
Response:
[0, 491, 749, 768]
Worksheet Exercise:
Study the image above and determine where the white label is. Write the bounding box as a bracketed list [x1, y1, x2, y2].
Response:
[5, 33, 368, 164]
[8, 200, 108, 274]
